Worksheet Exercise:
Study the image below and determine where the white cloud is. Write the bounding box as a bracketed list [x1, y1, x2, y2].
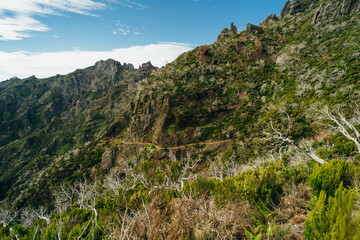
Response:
[113, 21, 141, 36]
[0, 14, 49, 40]
[0, 0, 145, 40]
[116, 0, 146, 10]
[0, 42, 194, 81]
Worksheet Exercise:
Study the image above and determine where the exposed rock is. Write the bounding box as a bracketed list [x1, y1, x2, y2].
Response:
[261, 13, 278, 26]
[250, 39, 267, 61]
[217, 23, 238, 41]
[313, 0, 360, 24]
[279, 0, 320, 18]
[139, 61, 157, 74]
[246, 24, 264, 35]
[236, 41, 246, 54]
[196, 46, 211, 62]
[94, 59, 119, 74]
[101, 148, 117, 171]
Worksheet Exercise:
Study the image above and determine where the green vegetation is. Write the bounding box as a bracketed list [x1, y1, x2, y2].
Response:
[1, 0, 360, 238]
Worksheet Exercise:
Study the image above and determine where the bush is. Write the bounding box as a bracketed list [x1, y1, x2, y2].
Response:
[304, 184, 360, 239]
[310, 159, 354, 197]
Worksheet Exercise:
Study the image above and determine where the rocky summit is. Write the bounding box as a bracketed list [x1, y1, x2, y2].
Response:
[1, 0, 360, 239]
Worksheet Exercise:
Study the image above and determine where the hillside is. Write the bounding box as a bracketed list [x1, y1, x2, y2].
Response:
[1, 0, 360, 239]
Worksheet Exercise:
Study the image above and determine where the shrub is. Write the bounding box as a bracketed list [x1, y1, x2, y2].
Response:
[310, 159, 354, 197]
[304, 184, 360, 239]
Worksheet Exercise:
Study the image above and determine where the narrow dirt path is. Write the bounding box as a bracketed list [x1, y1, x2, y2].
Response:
[105, 139, 235, 150]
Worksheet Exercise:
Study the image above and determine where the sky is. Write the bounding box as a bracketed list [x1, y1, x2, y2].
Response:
[0, 0, 287, 81]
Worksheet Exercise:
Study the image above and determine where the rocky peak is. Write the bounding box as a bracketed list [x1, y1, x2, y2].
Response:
[279, 0, 319, 18]
[261, 13, 278, 26]
[246, 24, 264, 34]
[279, 0, 360, 21]
[138, 61, 157, 73]
[217, 22, 238, 41]
[313, 0, 360, 24]
[93, 59, 120, 74]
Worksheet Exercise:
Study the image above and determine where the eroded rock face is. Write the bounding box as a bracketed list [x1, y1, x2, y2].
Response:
[236, 41, 246, 54]
[246, 24, 264, 35]
[250, 39, 267, 61]
[313, 0, 360, 24]
[217, 23, 238, 41]
[279, 0, 359, 22]
[261, 13, 278, 26]
[139, 61, 157, 74]
[279, 0, 320, 18]
[196, 46, 211, 62]
[101, 148, 117, 171]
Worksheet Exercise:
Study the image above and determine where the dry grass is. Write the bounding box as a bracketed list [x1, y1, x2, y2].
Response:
[275, 183, 313, 240]
[114, 196, 252, 240]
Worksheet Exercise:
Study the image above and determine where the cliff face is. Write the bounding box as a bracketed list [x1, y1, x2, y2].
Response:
[279, 0, 360, 23]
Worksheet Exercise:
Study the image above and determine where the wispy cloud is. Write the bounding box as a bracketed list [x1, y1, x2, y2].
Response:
[0, 0, 146, 41]
[113, 20, 141, 36]
[0, 14, 49, 40]
[0, 42, 194, 81]
[115, 0, 146, 10]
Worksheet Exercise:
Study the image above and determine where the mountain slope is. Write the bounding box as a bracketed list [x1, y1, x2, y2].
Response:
[0, 60, 156, 200]
[1, 0, 360, 239]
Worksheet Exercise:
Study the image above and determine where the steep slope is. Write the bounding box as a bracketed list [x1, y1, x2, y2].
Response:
[1, 0, 360, 238]
[0, 60, 156, 201]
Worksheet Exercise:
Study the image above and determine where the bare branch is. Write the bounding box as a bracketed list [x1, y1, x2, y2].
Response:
[323, 106, 360, 153]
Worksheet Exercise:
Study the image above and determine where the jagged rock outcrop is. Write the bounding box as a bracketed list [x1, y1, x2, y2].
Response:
[313, 0, 360, 24]
[261, 13, 278, 26]
[279, 0, 320, 18]
[250, 39, 267, 61]
[196, 46, 211, 62]
[101, 148, 117, 171]
[279, 0, 359, 22]
[217, 23, 238, 40]
[246, 24, 264, 35]
[139, 61, 157, 73]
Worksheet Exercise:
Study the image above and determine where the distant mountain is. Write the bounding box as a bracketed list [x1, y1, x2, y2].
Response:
[0, 60, 156, 202]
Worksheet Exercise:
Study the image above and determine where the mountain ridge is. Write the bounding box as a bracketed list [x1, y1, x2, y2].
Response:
[1, 0, 360, 238]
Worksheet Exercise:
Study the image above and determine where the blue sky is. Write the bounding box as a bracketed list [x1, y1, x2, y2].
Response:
[0, 0, 287, 81]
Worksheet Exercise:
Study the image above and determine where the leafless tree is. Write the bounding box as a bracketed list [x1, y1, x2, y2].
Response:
[264, 112, 326, 165]
[20, 207, 37, 227]
[208, 155, 242, 181]
[323, 106, 360, 153]
[53, 182, 77, 213]
[0, 209, 17, 227]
